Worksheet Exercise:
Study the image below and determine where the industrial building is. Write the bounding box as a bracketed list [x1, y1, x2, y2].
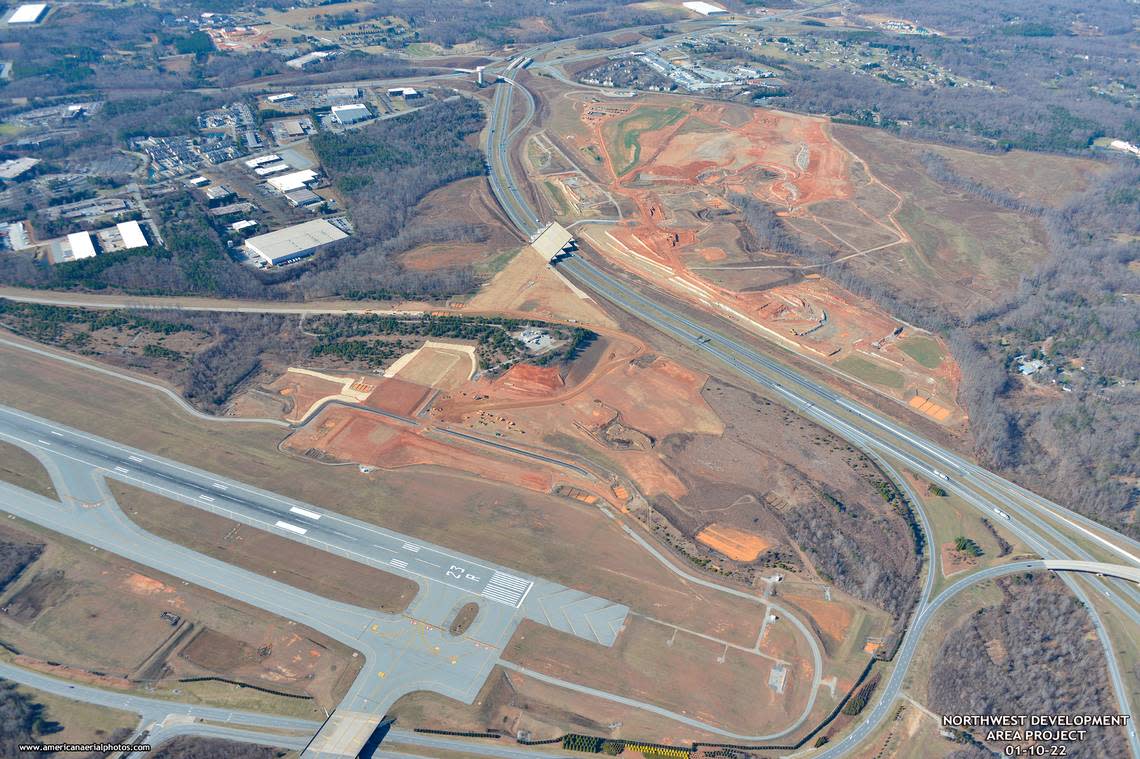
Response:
[331, 103, 371, 125]
[8, 3, 48, 24]
[267, 169, 318, 193]
[286, 51, 330, 70]
[387, 87, 422, 99]
[245, 154, 281, 168]
[266, 93, 295, 104]
[285, 188, 322, 208]
[683, 1, 728, 16]
[204, 185, 235, 203]
[254, 162, 291, 176]
[244, 218, 348, 266]
[0, 157, 40, 180]
[231, 219, 258, 233]
[117, 220, 148, 249]
[66, 231, 97, 260]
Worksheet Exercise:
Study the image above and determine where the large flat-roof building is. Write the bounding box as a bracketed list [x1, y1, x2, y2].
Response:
[67, 231, 97, 260]
[8, 3, 48, 24]
[331, 103, 371, 125]
[267, 169, 318, 193]
[117, 220, 148, 249]
[245, 218, 348, 266]
[683, 1, 728, 16]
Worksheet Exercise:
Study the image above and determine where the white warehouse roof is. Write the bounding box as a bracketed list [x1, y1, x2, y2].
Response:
[254, 162, 291, 176]
[67, 231, 96, 260]
[9, 4, 48, 24]
[267, 169, 318, 193]
[331, 104, 371, 124]
[683, 1, 727, 15]
[245, 219, 348, 265]
[117, 220, 148, 249]
[245, 154, 281, 168]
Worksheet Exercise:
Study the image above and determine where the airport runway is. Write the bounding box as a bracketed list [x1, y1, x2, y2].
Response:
[0, 404, 632, 757]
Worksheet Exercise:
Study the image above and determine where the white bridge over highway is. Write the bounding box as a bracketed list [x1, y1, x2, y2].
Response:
[1044, 560, 1140, 584]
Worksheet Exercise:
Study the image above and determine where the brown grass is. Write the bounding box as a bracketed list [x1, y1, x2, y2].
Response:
[110, 481, 418, 613]
[0, 441, 57, 500]
[0, 341, 768, 646]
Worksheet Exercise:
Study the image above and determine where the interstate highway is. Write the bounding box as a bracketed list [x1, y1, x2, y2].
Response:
[481, 59, 1140, 756]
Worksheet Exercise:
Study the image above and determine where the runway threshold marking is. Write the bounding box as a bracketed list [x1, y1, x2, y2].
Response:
[128, 455, 144, 463]
[198, 494, 215, 503]
[114, 466, 129, 474]
[212, 482, 229, 491]
[289, 506, 322, 520]
[275, 520, 308, 535]
[481, 570, 533, 608]
[402, 542, 421, 552]
[390, 558, 409, 569]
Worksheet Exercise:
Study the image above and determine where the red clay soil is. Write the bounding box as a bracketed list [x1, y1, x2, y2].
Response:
[363, 377, 434, 416]
[496, 364, 564, 396]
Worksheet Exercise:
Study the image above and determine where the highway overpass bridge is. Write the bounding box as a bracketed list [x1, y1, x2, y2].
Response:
[1044, 560, 1140, 584]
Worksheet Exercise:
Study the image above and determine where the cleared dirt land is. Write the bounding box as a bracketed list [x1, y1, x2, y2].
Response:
[466, 247, 618, 328]
[0, 519, 360, 717]
[531, 80, 967, 423]
[653, 378, 922, 623]
[110, 481, 418, 613]
[0, 342, 769, 647]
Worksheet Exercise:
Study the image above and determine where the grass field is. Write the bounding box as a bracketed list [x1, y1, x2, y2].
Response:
[897, 336, 944, 369]
[503, 615, 798, 735]
[0, 441, 57, 500]
[606, 106, 684, 177]
[835, 355, 905, 389]
[14, 685, 139, 747]
[110, 482, 418, 613]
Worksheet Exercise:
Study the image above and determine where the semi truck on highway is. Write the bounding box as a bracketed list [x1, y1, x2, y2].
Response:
[993, 507, 1012, 521]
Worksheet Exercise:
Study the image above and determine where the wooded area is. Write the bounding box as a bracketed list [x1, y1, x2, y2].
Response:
[770, 0, 1138, 153]
[928, 574, 1127, 757]
[367, 0, 674, 47]
[0, 682, 62, 755]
